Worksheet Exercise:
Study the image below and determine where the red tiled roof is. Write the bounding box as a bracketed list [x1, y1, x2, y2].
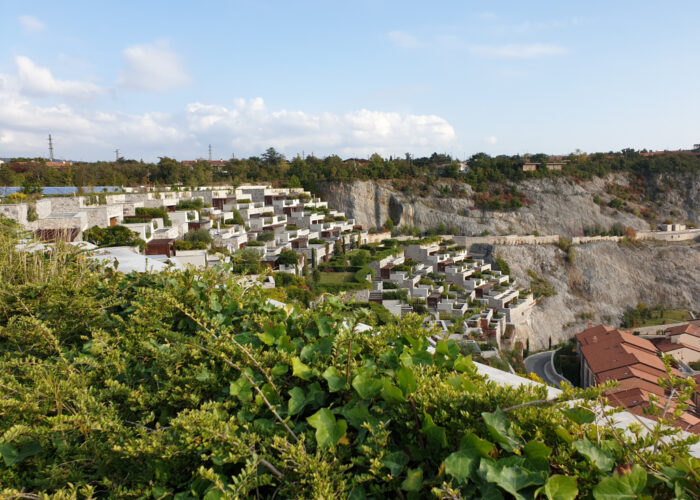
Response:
[655, 338, 700, 354]
[664, 320, 700, 338]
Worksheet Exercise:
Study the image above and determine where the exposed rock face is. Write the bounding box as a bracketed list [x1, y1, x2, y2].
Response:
[485, 240, 700, 350]
[318, 175, 698, 349]
[318, 173, 698, 237]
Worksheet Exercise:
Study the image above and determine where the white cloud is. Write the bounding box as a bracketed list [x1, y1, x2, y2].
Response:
[119, 40, 191, 92]
[484, 136, 498, 145]
[469, 43, 567, 59]
[0, 70, 456, 160]
[19, 15, 45, 32]
[387, 30, 423, 49]
[14, 56, 103, 99]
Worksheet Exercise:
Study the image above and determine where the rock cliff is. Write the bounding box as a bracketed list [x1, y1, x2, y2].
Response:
[318, 173, 698, 237]
[485, 240, 699, 350]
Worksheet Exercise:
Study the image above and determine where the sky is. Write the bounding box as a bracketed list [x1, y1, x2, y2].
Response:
[0, 1, 699, 162]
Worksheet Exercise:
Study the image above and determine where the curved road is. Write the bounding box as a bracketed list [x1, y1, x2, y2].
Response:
[524, 350, 569, 387]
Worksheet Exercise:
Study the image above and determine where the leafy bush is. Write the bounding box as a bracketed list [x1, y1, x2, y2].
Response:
[184, 229, 212, 245]
[277, 249, 299, 267]
[136, 207, 171, 226]
[175, 199, 205, 210]
[526, 270, 557, 299]
[0, 222, 697, 498]
[83, 225, 145, 250]
[174, 240, 207, 250]
[257, 231, 275, 242]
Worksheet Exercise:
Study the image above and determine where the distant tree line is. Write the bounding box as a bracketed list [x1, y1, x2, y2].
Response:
[2, 147, 698, 194]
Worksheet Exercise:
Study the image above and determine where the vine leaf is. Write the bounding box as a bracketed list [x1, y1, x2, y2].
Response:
[291, 357, 313, 380]
[536, 475, 578, 500]
[562, 407, 595, 425]
[421, 413, 447, 449]
[444, 449, 479, 484]
[352, 372, 382, 400]
[322, 366, 345, 392]
[482, 408, 521, 452]
[573, 438, 615, 472]
[401, 468, 423, 491]
[382, 450, 409, 477]
[306, 408, 347, 448]
[0, 441, 42, 467]
[479, 457, 547, 500]
[396, 367, 417, 396]
[592, 465, 647, 500]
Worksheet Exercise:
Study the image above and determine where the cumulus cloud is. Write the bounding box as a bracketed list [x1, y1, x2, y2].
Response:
[185, 98, 455, 156]
[0, 70, 456, 160]
[15, 56, 103, 98]
[387, 30, 423, 48]
[118, 40, 191, 91]
[19, 15, 45, 32]
[469, 43, 567, 58]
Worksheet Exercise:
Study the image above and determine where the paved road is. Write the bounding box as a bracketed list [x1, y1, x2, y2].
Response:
[524, 350, 569, 387]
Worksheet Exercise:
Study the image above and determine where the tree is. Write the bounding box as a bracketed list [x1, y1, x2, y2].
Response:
[262, 147, 284, 166]
[83, 225, 145, 250]
[384, 217, 394, 232]
[184, 229, 212, 245]
[277, 249, 298, 267]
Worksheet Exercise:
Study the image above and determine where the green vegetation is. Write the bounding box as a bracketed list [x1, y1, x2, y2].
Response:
[135, 207, 171, 226]
[175, 199, 207, 210]
[0, 221, 698, 497]
[526, 270, 557, 299]
[257, 231, 276, 242]
[83, 225, 145, 251]
[277, 249, 298, 267]
[554, 341, 581, 387]
[622, 302, 690, 329]
[174, 240, 207, 250]
[184, 229, 212, 245]
[494, 255, 510, 276]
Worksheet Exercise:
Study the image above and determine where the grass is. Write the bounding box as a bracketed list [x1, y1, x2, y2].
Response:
[318, 272, 355, 284]
[635, 309, 690, 327]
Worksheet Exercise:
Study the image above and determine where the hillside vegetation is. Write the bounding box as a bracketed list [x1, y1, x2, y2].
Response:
[0, 219, 698, 498]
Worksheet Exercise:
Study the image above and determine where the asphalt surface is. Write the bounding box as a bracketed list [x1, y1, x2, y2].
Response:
[524, 350, 569, 387]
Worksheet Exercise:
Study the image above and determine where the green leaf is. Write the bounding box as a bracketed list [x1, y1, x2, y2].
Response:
[444, 449, 479, 484]
[460, 432, 494, 458]
[352, 372, 383, 399]
[292, 357, 314, 380]
[258, 323, 285, 345]
[382, 450, 409, 477]
[454, 354, 477, 375]
[322, 366, 346, 392]
[341, 404, 377, 430]
[524, 440, 552, 460]
[288, 386, 306, 416]
[573, 438, 615, 472]
[421, 413, 447, 449]
[480, 458, 547, 500]
[380, 378, 406, 403]
[396, 366, 417, 396]
[0, 441, 42, 467]
[592, 465, 647, 500]
[316, 316, 333, 337]
[229, 376, 252, 402]
[562, 407, 595, 425]
[271, 363, 288, 376]
[306, 408, 347, 448]
[401, 467, 423, 492]
[195, 369, 211, 382]
[482, 408, 521, 452]
[539, 475, 578, 500]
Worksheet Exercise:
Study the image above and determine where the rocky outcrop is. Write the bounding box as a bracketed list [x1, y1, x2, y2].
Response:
[488, 240, 700, 350]
[318, 173, 698, 237]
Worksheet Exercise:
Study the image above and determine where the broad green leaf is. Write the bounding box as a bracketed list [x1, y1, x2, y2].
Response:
[229, 377, 252, 402]
[554, 425, 573, 444]
[382, 450, 409, 477]
[316, 316, 333, 337]
[306, 408, 347, 448]
[341, 404, 377, 430]
[271, 363, 288, 376]
[460, 432, 494, 458]
[592, 465, 647, 500]
[421, 413, 447, 449]
[401, 467, 423, 492]
[444, 449, 479, 483]
[454, 354, 477, 375]
[562, 407, 595, 425]
[539, 475, 578, 500]
[396, 366, 417, 395]
[480, 458, 547, 500]
[380, 378, 406, 403]
[287, 386, 306, 416]
[352, 372, 382, 399]
[0, 441, 42, 467]
[524, 440, 552, 460]
[482, 407, 521, 452]
[292, 357, 314, 380]
[257, 323, 284, 345]
[322, 366, 346, 392]
[573, 438, 615, 472]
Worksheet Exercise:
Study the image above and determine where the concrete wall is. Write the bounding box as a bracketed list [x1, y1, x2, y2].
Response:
[0, 204, 28, 224]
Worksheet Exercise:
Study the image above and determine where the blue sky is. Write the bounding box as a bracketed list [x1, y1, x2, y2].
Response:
[0, 1, 698, 162]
